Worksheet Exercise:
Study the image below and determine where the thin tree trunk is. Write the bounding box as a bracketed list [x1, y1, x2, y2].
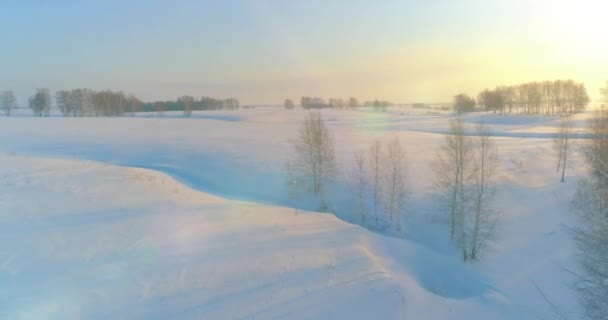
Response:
[556, 142, 562, 172]
[561, 136, 569, 182]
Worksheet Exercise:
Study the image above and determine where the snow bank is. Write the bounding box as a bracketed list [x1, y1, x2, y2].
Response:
[1, 155, 513, 319]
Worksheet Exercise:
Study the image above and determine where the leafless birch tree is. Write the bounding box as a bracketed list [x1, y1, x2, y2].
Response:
[433, 119, 474, 241]
[468, 124, 498, 260]
[555, 115, 572, 182]
[352, 151, 368, 224]
[571, 106, 608, 319]
[369, 139, 383, 225]
[382, 136, 408, 230]
[288, 112, 336, 202]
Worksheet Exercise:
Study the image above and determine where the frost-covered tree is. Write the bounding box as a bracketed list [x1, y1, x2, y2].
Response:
[554, 115, 572, 182]
[350, 137, 409, 231]
[352, 151, 368, 224]
[434, 120, 499, 261]
[468, 124, 499, 260]
[55, 90, 71, 117]
[29, 88, 51, 117]
[368, 139, 383, 223]
[91, 90, 127, 117]
[381, 136, 408, 229]
[571, 107, 608, 319]
[288, 111, 336, 201]
[433, 119, 474, 241]
[1, 90, 16, 116]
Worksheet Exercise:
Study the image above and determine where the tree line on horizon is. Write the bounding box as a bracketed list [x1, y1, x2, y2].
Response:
[0, 88, 241, 117]
[285, 97, 393, 111]
[0, 79, 593, 118]
[473, 79, 590, 115]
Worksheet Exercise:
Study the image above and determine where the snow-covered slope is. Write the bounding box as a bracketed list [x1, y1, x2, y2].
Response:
[1, 155, 513, 320]
[0, 107, 591, 318]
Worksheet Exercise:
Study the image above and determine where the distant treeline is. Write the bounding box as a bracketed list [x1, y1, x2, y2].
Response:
[0, 88, 241, 117]
[141, 96, 240, 114]
[285, 97, 393, 110]
[476, 79, 590, 115]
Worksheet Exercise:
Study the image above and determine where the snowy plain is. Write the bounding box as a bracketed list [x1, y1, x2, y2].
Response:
[0, 106, 596, 319]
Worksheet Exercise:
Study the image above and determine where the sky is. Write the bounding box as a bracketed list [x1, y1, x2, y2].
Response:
[0, 0, 607, 105]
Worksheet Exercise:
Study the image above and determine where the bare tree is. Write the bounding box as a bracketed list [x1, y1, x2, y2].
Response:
[571, 107, 608, 319]
[468, 124, 499, 260]
[55, 90, 71, 117]
[553, 128, 564, 173]
[368, 139, 383, 224]
[1, 90, 16, 116]
[381, 136, 408, 230]
[76, 89, 95, 116]
[288, 112, 336, 203]
[352, 151, 368, 224]
[29, 88, 51, 117]
[434, 120, 498, 261]
[556, 115, 572, 182]
[433, 119, 474, 242]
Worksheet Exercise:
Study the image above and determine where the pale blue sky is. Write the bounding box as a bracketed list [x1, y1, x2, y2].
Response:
[1, 0, 606, 104]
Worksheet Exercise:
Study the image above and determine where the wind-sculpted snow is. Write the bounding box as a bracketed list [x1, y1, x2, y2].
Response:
[0, 155, 513, 319]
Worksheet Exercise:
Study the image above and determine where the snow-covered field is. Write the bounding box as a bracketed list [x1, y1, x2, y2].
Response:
[0, 107, 595, 319]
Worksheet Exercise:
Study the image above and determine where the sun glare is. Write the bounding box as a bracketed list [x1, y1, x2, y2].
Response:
[534, 0, 608, 61]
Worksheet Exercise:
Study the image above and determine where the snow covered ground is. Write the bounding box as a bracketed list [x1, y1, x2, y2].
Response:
[0, 106, 595, 319]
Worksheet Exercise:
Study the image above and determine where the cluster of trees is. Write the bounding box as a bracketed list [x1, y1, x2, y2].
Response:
[5, 88, 141, 117]
[433, 120, 499, 261]
[142, 96, 240, 114]
[453, 94, 476, 114]
[288, 97, 392, 111]
[55, 89, 142, 117]
[364, 99, 393, 111]
[298, 96, 358, 109]
[477, 79, 589, 115]
[351, 137, 409, 230]
[288, 112, 498, 259]
[299, 97, 330, 109]
[29, 88, 52, 117]
[0, 87, 241, 117]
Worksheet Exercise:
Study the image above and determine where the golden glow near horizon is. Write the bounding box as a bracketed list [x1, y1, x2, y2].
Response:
[279, 0, 608, 103]
[1, 0, 606, 104]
